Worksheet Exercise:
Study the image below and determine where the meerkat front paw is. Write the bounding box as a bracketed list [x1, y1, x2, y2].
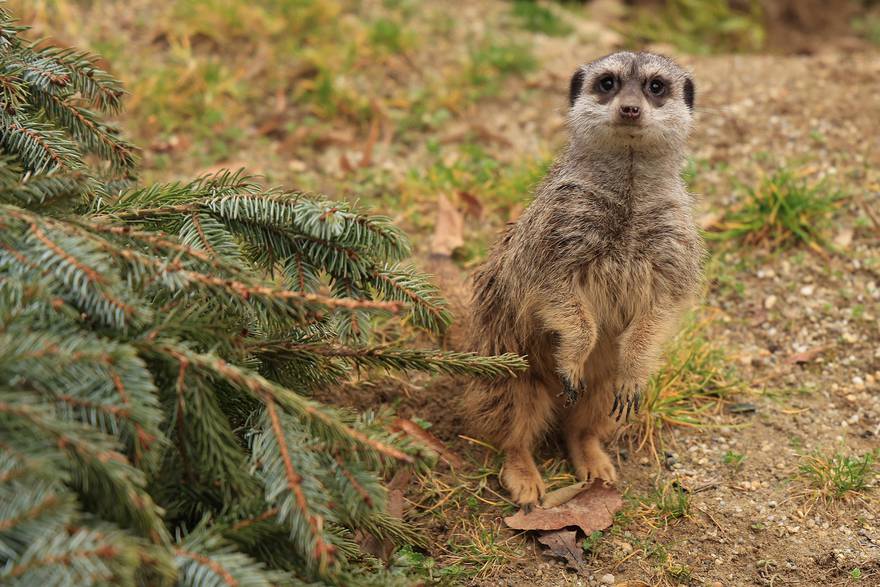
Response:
[501, 452, 546, 508]
[559, 375, 586, 406]
[610, 379, 642, 421]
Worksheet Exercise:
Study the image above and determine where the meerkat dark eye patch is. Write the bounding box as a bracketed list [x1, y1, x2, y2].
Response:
[569, 68, 586, 107]
[596, 74, 616, 93]
[683, 77, 695, 110]
[647, 78, 666, 96]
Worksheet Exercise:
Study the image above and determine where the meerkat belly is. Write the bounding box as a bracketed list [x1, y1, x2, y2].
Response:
[576, 255, 655, 335]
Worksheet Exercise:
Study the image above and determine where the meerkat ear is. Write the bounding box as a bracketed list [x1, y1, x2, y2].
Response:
[569, 68, 586, 108]
[683, 77, 695, 110]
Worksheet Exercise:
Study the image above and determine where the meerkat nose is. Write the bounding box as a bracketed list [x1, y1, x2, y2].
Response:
[619, 104, 641, 119]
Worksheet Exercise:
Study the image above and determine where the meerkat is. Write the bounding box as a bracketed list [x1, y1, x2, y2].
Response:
[464, 52, 704, 507]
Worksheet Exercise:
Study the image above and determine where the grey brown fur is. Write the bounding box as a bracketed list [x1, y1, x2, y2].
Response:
[464, 52, 705, 506]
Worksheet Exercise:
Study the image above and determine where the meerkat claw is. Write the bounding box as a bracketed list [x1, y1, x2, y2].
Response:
[610, 393, 620, 417]
[560, 377, 582, 405]
[634, 392, 641, 415]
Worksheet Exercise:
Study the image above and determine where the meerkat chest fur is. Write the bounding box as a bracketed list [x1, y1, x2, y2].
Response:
[537, 153, 699, 334]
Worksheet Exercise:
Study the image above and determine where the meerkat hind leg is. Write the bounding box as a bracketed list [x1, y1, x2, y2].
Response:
[564, 347, 619, 484]
[501, 447, 545, 508]
[494, 376, 556, 507]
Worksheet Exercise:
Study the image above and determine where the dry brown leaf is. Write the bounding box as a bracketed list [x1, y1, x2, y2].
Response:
[391, 418, 463, 468]
[784, 345, 828, 365]
[508, 203, 525, 222]
[504, 482, 622, 534]
[540, 480, 591, 508]
[536, 529, 588, 572]
[339, 152, 354, 173]
[698, 211, 722, 230]
[430, 193, 464, 257]
[356, 468, 412, 561]
[457, 190, 483, 220]
[833, 226, 854, 249]
[359, 103, 381, 168]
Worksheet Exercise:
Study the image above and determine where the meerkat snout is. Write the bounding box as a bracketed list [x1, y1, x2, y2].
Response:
[618, 104, 641, 121]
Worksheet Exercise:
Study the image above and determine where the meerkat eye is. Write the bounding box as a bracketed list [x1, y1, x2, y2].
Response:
[598, 75, 615, 92]
[648, 78, 665, 96]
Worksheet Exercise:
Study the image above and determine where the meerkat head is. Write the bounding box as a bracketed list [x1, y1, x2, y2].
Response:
[567, 52, 695, 155]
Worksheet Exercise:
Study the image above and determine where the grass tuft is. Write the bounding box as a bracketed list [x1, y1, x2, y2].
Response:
[636, 480, 691, 529]
[797, 449, 878, 503]
[624, 0, 765, 55]
[512, 0, 573, 37]
[707, 169, 845, 253]
[629, 309, 740, 456]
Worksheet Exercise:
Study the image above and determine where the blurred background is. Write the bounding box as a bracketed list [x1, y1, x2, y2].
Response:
[12, 0, 880, 260]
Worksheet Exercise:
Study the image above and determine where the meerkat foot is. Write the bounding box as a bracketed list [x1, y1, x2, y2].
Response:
[501, 450, 546, 507]
[571, 436, 617, 484]
[610, 379, 642, 421]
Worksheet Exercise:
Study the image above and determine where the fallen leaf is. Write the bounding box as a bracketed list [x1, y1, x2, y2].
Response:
[359, 102, 381, 168]
[356, 468, 412, 561]
[727, 402, 757, 415]
[430, 193, 464, 257]
[504, 482, 622, 534]
[508, 203, 524, 222]
[784, 346, 828, 365]
[833, 227, 853, 249]
[391, 418, 463, 468]
[457, 190, 483, 219]
[540, 480, 590, 508]
[698, 211, 722, 230]
[339, 152, 354, 173]
[536, 529, 588, 572]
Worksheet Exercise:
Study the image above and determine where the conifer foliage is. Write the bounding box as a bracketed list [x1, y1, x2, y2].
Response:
[0, 9, 524, 585]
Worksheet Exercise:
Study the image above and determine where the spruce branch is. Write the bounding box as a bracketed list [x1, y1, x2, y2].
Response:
[369, 264, 451, 333]
[250, 341, 528, 379]
[36, 93, 137, 170]
[145, 343, 413, 465]
[0, 111, 82, 172]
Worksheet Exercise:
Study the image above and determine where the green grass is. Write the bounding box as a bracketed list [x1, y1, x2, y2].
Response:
[723, 450, 746, 470]
[369, 17, 407, 53]
[581, 530, 604, 556]
[798, 449, 878, 502]
[630, 310, 740, 456]
[512, 0, 573, 36]
[707, 169, 845, 253]
[624, 0, 765, 55]
[636, 481, 691, 529]
[464, 38, 537, 99]
[852, 11, 880, 45]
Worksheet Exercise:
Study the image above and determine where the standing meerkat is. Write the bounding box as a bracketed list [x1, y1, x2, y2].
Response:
[464, 52, 704, 507]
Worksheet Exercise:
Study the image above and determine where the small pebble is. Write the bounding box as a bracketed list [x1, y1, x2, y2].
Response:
[764, 295, 777, 310]
[600, 573, 615, 585]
